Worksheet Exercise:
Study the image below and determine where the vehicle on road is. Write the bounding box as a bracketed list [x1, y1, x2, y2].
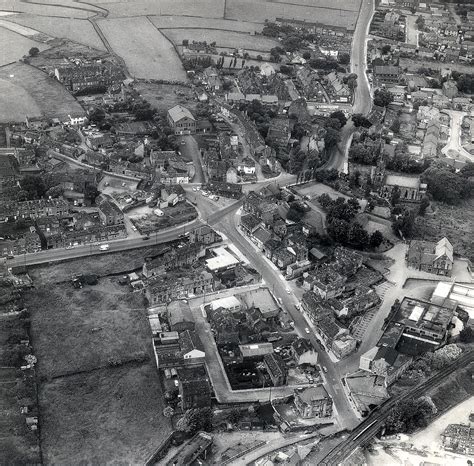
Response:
[131, 226, 137, 231]
[181, 140, 186, 145]
[295, 303, 301, 310]
[304, 327, 310, 334]
[286, 288, 291, 294]
[322, 366, 328, 373]
[202, 191, 209, 197]
[142, 236, 150, 240]
[276, 297, 283, 305]
[6, 255, 14, 259]
[99, 244, 110, 251]
[192, 187, 197, 192]
[196, 186, 201, 191]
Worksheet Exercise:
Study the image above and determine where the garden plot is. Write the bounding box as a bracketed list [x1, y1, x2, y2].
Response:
[97, 16, 187, 80]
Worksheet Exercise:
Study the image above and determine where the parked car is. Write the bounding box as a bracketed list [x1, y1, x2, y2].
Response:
[304, 327, 310, 334]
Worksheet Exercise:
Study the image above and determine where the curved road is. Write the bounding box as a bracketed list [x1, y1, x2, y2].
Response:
[325, 0, 374, 173]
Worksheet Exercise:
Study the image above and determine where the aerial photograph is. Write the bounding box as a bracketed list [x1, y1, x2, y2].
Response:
[0, 0, 473, 465]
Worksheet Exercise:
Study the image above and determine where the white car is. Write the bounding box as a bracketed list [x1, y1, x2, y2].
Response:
[192, 187, 197, 192]
[286, 288, 291, 294]
[196, 186, 201, 191]
[304, 327, 310, 334]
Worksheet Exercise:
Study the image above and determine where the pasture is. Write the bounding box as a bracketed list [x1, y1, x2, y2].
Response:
[0, 62, 85, 123]
[164, 28, 279, 52]
[7, 14, 106, 50]
[94, 0, 225, 19]
[0, 25, 48, 67]
[97, 16, 187, 81]
[225, 0, 360, 29]
[150, 15, 263, 33]
[0, 0, 95, 18]
[39, 363, 172, 464]
[23, 278, 151, 378]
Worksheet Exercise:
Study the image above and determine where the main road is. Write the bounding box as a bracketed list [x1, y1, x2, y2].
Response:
[212, 207, 360, 429]
[325, 0, 375, 173]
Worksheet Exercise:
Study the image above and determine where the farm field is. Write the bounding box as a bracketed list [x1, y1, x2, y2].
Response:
[97, 16, 187, 80]
[134, 81, 198, 112]
[23, 277, 151, 378]
[0, 62, 85, 123]
[93, 0, 225, 18]
[6, 14, 106, 50]
[0, 0, 95, 18]
[164, 28, 279, 52]
[0, 25, 48, 66]
[225, 0, 359, 28]
[149, 15, 263, 33]
[39, 363, 172, 464]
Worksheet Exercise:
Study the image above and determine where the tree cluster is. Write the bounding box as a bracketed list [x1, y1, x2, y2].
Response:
[384, 398, 436, 435]
[239, 100, 277, 139]
[176, 408, 213, 435]
[373, 88, 394, 107]
[422, 165, 474, 205]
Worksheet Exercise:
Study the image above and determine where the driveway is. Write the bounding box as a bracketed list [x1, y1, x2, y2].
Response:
[441, 110, 474, 162]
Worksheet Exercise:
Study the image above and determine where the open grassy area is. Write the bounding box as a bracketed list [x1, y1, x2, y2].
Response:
[39, 362, 172, 465]
[164, 28, 278, 52]
[150, 15, 263, 33]
[0, 62, 86, 123]
[98, 16, 187, 81]
[27, 244, 169, 285]
[134, 82, 198, 112]
[7, 14, 106, 50]
[0, 24, 48, 66]
[24, 278, 151, 378]
[414, 199, 474, 261]
[224, 0, 360, 28]
[95, 0, 225, 18]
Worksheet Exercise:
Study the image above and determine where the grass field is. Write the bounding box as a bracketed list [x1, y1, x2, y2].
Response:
[0, 0, 95, 18]
[27, 244, 170, 285]
[149, 15, 263, 33]
[0, 25, 48, 66]
[0, 62, 86, 123]
[39, 363, 172, 464]
[6, 14, 106, 50]
[98, 16, 187, 80]
[95, 0, 225, 19]
[225, 0, 360, 28]
[135, 81, 198, 112]
[164, 28, 279, 52]
[24, 278, 151, 378]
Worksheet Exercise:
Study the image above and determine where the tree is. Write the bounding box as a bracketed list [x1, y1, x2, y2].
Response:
[163, 406, 174, 418]
[302, 51, 311, 60]
[385, 398, 435, 435]
[287, 203, 305, 222]
[418, 196, 430, 216]
[351, 113, 372, 128]
[422, 167, 474, 204]
[429, 344, 462, 370]
[374, 88, 394, 107]
[20, 175, 47, 200]
[329, 110, 347, 128]
[176, 408, 212, 435]
[369, 230, 384, 249]
[392, 208, 416, 238]
[459, 326, 474, 343]
[28, 47, 39, 57]
[327, 217, 350, 243]
[348, 222, 369, 248]
[381, 44, 391, 55]
[324, 128, 341, 148]
[338, 53, 350, 65]
[390, 186, 401, 206]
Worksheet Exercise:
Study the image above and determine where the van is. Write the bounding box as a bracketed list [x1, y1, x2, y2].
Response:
[99, 244, 110, 251]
